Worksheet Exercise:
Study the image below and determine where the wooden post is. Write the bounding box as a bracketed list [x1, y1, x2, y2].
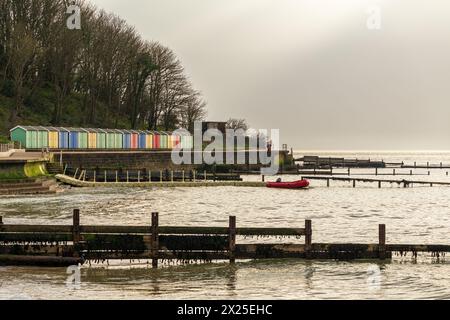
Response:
[229, 216, 236, 264]
[149, 170, 152, 182]
[104, 170, 107, 183]
[193, 170, 196, 182]
[160, 170, 163, 182]
[115, 171, 118, 183]
[126, 171, 129, 183]
[73, 168, 79, 179]
[182, 170, 185, 182]
[0, 216, 3, 225]
[73, 209, 81, 257]
[393, 169, 396, 176]
[72, 209, 80, 243]
[410, 170, 412, 176]
[138, 170, 141, 183]
[427, 162, 429, 168]
[151, 212, 159, 268]
[327, 179, 330, 187]
[378, 181, 381, 188]
[262, 175, 265, 182]
[59, 150, 63, 165]
[353, 179, 356, 188]
[414, 161, 416, 168]
[379, 224, 386, 260]
[305, 219, 312, 258]
[93, 170, 96, 183]
[171, 170, 174, 182]
[348, 168, 350, 176]
[375, 168, 378, 176]
[428, 171, 430, 176]
[204, 170, 207, 182]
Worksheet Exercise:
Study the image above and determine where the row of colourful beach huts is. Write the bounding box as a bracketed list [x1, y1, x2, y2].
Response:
[10, 126, 193, 150]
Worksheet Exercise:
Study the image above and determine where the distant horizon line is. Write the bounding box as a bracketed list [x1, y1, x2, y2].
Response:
[292, 149, 450, 153]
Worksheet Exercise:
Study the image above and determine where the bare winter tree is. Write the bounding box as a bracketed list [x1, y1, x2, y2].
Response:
[48, 3, 83, 124]
[7, 23, 39, 123]
[0, 0, 207, 132]
[180, 91, 207, 133]
[226, 118, 249, 131]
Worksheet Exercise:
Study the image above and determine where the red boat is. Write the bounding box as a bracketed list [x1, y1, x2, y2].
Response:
[266, 179, 310, 189]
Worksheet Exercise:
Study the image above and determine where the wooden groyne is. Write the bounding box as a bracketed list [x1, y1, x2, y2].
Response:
[2, 210, 450, 267]
[300, 168, 432, 177]
[295, 156, 387, 168]
[301, 176, 450, 188]
[63, 166, 243, 183]
[402, 162, 450, 169]
[295, 156, 450, 170]
[55, 174, 265, 188]
[236, 168, 435, 177]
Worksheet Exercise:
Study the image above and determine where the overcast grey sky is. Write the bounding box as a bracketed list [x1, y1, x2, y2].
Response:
[89, 0, 450, 150]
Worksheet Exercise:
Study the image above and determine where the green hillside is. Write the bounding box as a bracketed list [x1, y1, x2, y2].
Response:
[0, 84, 129, 140]
[0, 0, 207, 142]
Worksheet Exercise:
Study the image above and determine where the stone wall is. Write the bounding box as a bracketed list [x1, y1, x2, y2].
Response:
[57, 150, 289, 171]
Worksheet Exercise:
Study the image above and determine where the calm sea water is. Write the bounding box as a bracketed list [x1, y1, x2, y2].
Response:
[1, 151, 450, 300]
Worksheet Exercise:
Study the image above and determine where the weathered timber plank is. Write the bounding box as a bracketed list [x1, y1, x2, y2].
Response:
[386, 244, 450, 252]
[0, 225, 304, 236]
[80, 251, 229, 261]
[0, 232, 72, 242]
[0, 244, 74, 256]
[0, 225, 73, 233]
[0, 255, 83, 267]
[159, 235, 228, 251]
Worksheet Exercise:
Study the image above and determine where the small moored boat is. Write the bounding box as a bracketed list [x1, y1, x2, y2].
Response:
[266, 179, 310, 189]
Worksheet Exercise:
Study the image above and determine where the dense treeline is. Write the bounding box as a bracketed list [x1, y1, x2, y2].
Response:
[0, 0, 206, 135]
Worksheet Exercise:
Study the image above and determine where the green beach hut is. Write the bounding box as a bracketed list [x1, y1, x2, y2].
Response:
[113, 129, 124, 149]
[104, 129, 116, 149]
[10, 126, 49, 149]
[96, 129, 107, 149]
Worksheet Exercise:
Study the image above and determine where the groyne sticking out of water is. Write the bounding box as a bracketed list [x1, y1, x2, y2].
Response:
[301, 175, 450, 188]
[55, 174, 265, 188]
[3, 210, 450, 267]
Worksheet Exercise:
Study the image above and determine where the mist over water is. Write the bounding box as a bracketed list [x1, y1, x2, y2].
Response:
[1, 151, 450, 299]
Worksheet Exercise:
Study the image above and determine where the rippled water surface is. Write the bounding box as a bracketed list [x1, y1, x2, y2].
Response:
[1, 152, 450, 299]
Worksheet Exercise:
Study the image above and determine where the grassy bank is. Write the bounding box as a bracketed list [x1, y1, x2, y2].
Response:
[0, 161, 48, 180]
[0, 171, 27, 180]
[0, 87, 130, 137]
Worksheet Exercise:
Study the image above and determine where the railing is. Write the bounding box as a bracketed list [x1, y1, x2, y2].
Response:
[8, 209, 438, 267]
[3, 210, 450, 267]
[63, 167, 243, 183]
[0, 211, 309, 267]
[0, 142, 15, 153]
